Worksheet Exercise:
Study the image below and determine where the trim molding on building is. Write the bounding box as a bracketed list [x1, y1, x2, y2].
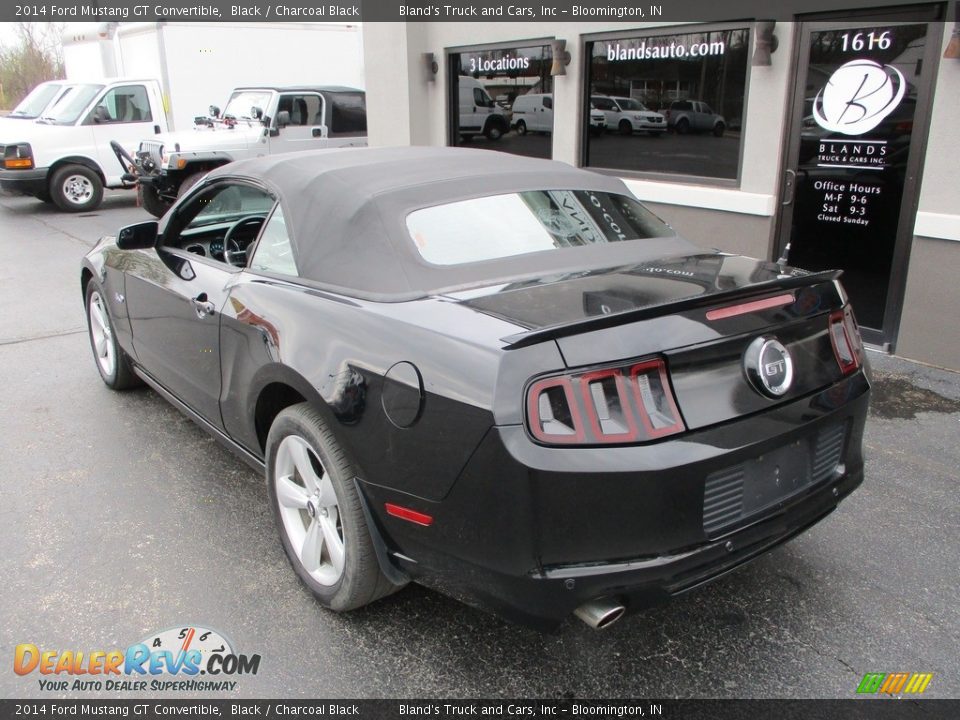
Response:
[622, 179, 776, 216]
[914, 212, 960, 243]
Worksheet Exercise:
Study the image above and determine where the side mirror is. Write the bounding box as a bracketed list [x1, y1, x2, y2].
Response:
[251, 105, 263, 120]
[209, 105, 221, 118]
[275, 110, 291, 128]
[117, 220, 159, 250]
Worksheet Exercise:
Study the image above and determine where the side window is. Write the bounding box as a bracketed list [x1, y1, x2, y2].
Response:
[164, 182, 275, 267]
[473, 88, 488, 106]
[277, 94, 323, 126]
[249, 205, 298, 276]
[88, 85, 152, 124]
[593, 98, 614, 111]
[543, 96, 553, 110]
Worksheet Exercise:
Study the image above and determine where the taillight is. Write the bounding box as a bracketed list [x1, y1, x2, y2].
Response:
[526, 358, 685, 445]
[829, 307, 863, 375]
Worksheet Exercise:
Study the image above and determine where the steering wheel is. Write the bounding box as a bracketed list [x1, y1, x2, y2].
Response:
[222, 215, 265, 267]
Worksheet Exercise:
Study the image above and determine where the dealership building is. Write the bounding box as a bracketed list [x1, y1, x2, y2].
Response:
[362, 7, 960, 370]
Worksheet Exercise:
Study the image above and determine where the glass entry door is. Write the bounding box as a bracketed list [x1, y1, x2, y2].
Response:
[777, 12, 941, 347]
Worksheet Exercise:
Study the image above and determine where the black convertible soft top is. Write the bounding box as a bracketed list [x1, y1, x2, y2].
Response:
[209, 146, 695, 301]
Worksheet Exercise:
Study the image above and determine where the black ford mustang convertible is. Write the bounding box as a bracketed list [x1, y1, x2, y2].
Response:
[81, 147, 869, 630]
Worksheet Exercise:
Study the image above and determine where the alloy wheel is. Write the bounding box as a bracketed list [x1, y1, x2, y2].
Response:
[274, 435, 345, 586]
[88, 290, 116, 378]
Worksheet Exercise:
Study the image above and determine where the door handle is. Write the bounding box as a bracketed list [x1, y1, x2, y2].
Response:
[191, 294, 216, 318]
[781, 169, 797, 206]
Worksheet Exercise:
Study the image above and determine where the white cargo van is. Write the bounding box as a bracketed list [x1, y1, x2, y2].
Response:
[458, 77, 509, 141]
[1, 81, 78, 125]
[511, 93, 553, 135]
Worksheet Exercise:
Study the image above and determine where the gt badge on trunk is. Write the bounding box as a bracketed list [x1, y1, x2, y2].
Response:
[745, 336, 794, 397]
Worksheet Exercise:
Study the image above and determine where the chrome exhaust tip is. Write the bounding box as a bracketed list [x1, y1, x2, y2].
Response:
[573, 597, 626, 630]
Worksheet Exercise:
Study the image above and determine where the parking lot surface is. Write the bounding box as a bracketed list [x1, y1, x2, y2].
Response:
[1, 190, 957, 698]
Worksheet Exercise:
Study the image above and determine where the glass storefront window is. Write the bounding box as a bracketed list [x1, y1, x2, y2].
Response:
[449, 43, 553, 159]
[585, 28, 750, 180]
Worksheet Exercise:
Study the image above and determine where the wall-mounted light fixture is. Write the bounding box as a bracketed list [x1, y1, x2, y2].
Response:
[944, 4, 959, 59]
[550, 39, 571, 77]
[753, 21, 778, 66]
[424, 52, 438, 82]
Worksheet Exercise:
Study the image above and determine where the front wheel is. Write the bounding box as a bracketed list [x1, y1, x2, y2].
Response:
[266, 403, 400, 611]
[515, 120, 527, 136]
[177, 170, 207, 199]
[85, 282, 140, 390]
[618, 120, 633, 136]
[713, 122, 726, 138]
[484, 122, 504, 141]
[51, 164, 103, 212]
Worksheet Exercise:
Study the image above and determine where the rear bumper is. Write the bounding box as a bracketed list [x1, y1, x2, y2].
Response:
[368, 370, 870, 629]
[0, 167, 47, 196]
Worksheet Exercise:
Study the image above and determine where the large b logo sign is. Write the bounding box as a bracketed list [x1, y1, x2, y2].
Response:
[813, 59, 906, 136]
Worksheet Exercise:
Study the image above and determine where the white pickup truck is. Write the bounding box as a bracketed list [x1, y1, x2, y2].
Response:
[0, 79, 168, 211]
[133, 86, 367, 217]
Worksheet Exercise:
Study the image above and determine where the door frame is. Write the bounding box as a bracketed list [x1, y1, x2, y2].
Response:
[774, 6, 945, 350]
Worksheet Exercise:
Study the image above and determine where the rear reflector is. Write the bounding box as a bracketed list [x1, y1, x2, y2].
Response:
[385, 503, 434, 526]
[706, 293, 795, 321]
[527, 357, 685, 445]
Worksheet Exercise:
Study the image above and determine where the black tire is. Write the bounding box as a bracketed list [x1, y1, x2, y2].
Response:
[266, 403, 400, 612]
[176, 170, 207, 199]
[618, 120, 633, 136]
[484, 121, 504, 141]
[138, 183, 172, 218]
[84, 281, 141, 390]
[515, 120, 527, 136]
[713, 122, 726, 138]
[675, 118, 690, 135]
[50, 164, 103, 212]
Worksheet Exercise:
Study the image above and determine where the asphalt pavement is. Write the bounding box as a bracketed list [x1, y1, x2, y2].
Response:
[0, 189, 957, 699]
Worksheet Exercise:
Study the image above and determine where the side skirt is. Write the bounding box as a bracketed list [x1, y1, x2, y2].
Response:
[132, 365, 266, 474]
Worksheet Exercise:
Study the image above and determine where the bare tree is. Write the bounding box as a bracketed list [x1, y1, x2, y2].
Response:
[0, 23, 65, 110]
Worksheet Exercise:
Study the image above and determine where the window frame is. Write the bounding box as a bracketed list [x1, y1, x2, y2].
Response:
[158, 177, 278, 273]
[445, 36, 555, 152]
[579, 22, 755, 188]
[82, 84, 152, 126]
[275, 92, 325, 129]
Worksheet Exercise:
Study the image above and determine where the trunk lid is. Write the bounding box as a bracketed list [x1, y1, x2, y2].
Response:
[449, 252, 851, 432]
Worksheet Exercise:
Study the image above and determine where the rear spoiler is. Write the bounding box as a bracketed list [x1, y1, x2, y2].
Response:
[500, 268, 843, 349]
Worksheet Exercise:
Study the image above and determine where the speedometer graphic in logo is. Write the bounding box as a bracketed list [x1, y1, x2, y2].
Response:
[812, 59, 906, 136]
[140, 626, 234, 668]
